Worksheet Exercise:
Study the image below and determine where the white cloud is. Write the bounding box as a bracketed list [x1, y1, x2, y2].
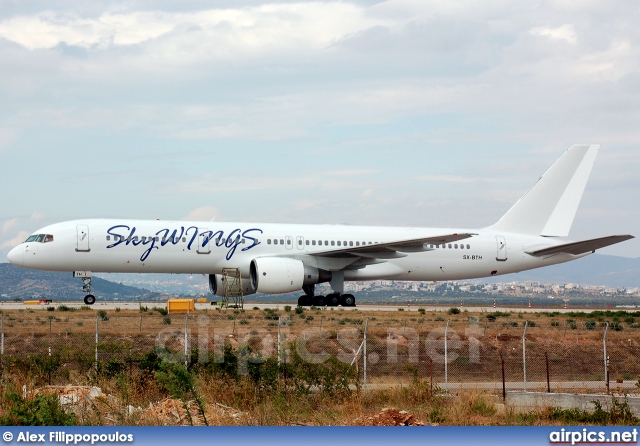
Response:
[0, 230, 29, 249]
[0, 4, 391, 52]
[1, 218, 20, 235]
[30, 211, 46, 221]
[531, 24, 577, 44]
[182, 205, 219, 221]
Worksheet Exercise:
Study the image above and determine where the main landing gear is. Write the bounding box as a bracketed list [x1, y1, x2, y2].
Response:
[297, 292, 356, 307]
[74, 271, 96, 305]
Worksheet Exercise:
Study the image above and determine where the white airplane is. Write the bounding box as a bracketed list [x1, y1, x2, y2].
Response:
[6, 144, 633, 306]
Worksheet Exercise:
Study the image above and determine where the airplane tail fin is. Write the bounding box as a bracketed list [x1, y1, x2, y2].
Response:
[492, 144, 599, 237]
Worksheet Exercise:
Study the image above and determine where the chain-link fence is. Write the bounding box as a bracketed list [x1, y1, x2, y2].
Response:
[1, 309, 639, 394]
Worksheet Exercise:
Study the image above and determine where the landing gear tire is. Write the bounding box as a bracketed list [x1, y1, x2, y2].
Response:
[341, 294, 356, 307]
[84, 294, 96, 305]
[298, 295, 312, 306]
[326, 293, 340, 306]
[313, 295, 326, 307]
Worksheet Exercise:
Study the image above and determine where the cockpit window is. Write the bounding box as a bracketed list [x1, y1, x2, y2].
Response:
[24, 234, 54, 243]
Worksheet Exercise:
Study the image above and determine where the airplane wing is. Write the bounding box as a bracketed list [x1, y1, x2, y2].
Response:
[525, 235, 634, 257]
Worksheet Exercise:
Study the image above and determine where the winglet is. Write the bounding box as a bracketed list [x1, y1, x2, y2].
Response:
[493, 144, 599, 236]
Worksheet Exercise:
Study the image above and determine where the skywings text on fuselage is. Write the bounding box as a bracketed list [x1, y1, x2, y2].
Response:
[106, 224, 263, 261]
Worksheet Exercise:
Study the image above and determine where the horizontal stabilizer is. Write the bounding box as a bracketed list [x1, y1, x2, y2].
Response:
[525, 235, 634, 257]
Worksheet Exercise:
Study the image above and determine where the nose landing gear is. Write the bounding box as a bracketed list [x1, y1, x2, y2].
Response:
[74, 271, 96, 305]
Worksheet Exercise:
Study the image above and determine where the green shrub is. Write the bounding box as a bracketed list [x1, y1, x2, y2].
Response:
[448, 308, 460, 315]
[0, 392, 76, 426]
[284, 305, 292, 312]
[56, 305, 75, 312]
[152, 307, 168, 316]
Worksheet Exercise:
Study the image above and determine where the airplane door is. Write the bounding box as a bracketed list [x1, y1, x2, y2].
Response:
[296, 236, 304, 250]
[76, 225, 90, 252]
[197, 229, 211, 254]
[496, 236, 507, 261]
[285, 236, 293, 250]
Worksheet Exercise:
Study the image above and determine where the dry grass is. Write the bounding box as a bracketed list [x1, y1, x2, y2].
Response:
[1, 306, 639, 426]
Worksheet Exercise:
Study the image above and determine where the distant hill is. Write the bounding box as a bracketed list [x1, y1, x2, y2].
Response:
[1, 253, 638, 302]
[482, 254, 640, 288]
[0, 263, 155, 300]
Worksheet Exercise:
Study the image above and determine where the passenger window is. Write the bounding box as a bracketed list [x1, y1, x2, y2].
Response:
[356, 241, 360, 246]
[106, 236, 111, 241]
[454, 244, 458, 249]
[280, 239, 284, 244]
[467, 244, 470, 249]
[448, 244, 452, 249]
[312, 240, 316, 246]
[183, 237, 187, 242]
[349, 241, 353, 246]
[298, 239, 302, 245]
[306, 240, 309, 245]
[267, 239, 271, 244]
[331, 241, 335, 246]
[337, 241, 341, 246]
[287, 239, 291, 245]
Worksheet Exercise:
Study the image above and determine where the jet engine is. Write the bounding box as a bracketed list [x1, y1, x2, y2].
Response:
[250, 257, 321, 294]
[208, 273, 257, 297]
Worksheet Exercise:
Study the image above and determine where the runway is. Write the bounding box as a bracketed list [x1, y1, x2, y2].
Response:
[0, 300, 617, 313]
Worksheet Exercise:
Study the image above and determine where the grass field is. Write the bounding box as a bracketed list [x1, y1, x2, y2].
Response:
[0, 305, 639, 425]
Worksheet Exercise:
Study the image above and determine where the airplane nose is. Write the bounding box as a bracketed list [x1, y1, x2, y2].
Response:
[7, 245, 23, 267]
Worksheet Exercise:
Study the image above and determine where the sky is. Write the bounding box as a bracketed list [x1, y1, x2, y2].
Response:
[1, 0, 639, 260]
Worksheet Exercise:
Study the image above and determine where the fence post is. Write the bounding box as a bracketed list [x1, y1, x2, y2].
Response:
[545, 351, 551, 393]
[522, 321, 528, 392]
[363, 318, 369, 390]
[139, 315, 142, 333]
[603, 322, 609, 394]
[277, 316, 281, 366]
[185, 314, 189, 368]
[430, 357, 433, 394]
[500, 351, 506, 402]
[1, 313, 4, 356]
[95, 315, 99, 371]
[445, 319, 450, 393]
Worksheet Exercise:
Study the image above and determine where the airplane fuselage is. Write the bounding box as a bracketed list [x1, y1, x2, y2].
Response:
[7, 218, 583, 282]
